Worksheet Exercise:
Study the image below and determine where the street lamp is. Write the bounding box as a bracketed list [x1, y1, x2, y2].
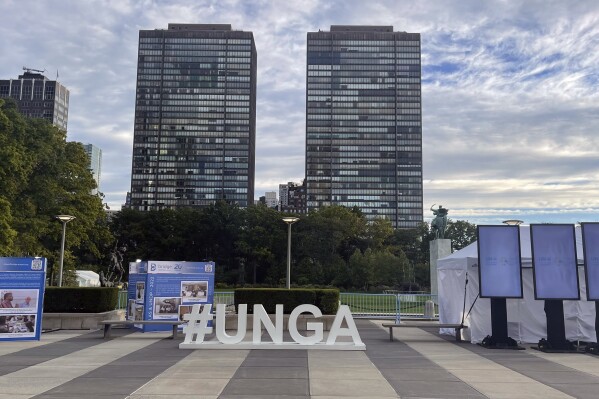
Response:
[282, 216, 299, 289]
[55, 215, 76, 287]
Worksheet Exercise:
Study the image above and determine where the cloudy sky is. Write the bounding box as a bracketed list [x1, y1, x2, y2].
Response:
[1, 0, 598, 225]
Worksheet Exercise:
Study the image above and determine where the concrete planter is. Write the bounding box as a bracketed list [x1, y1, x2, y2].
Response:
[42, 309, 125, 330]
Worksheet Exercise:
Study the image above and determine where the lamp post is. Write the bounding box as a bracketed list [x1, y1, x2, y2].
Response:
[55, 215, 76, 287]
[502, 220, 523, 226]
[282, 217, 299, 289]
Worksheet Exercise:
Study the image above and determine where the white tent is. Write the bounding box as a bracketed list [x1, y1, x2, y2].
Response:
[75, 270, 101, 287]
[438, 226, 597, 344]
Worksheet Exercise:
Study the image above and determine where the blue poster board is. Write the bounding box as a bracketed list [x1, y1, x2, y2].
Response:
[477, 225, 523, 298]
[530, 224, 580, 300]
[582, 223, 599, 301]
[0, 257, 46, 341]
[127, 260, 215, 332]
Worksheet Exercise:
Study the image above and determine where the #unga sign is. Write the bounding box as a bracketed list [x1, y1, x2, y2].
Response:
[179, 304, 365, 350]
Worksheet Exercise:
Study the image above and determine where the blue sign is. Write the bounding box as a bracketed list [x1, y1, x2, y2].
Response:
[127, 260, 215, 332]
[477, 225, 523, 298]
[0, 257, 46, 341]
[582, 223, 599, 301]
[530, 224, 580, 300]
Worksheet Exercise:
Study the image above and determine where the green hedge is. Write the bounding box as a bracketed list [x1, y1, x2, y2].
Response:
[43, 287, 119, 313]
[234, 288, 339, 314]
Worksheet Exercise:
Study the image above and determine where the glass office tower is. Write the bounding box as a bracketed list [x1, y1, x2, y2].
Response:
[306, 26, 423, 228]
[0, 70, 69, 131]
[130, 24, 257, 210]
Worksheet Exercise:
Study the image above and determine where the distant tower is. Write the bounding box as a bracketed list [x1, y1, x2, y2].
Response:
[129, 24, 257, 210]
[83, 143, 102, 194]
[0, 68, 69, 130]
[305, 26, 423, 228]
[264, 191, 277, 208]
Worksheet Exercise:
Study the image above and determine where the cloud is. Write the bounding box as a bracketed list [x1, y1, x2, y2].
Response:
[0, 0, 598, 223]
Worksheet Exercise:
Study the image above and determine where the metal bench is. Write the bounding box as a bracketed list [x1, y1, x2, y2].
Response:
[382, 322, 468, 342]
[99, 320, 185, 339]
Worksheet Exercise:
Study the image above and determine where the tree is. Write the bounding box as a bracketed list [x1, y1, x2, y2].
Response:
[445, 219, 477, 251]
[0, 98, 112, 283]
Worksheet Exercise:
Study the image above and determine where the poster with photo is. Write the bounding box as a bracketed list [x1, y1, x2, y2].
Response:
[0, 289, 39, 313]
[0, 314, 37, 338]
[153, 297, 181, 320]
[134, 304, 144, 328]
[0, 257, 46, 341]
[180, 281, 208, 303]
[135, 282, 145, 303]
[127, 300, 136, 321]
[179, 305, 193, 321]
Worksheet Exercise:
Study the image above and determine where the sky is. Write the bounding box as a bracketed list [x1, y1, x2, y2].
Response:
[1, 0, 598, 225]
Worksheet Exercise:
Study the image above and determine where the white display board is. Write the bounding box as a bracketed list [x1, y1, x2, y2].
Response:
[582, 223, 599, 301]
[477, 225, 523, 298]
[531, 224, 580, 300]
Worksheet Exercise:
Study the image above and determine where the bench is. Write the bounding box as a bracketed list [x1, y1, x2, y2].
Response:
[99, 320, 185, 339]
[382, 322, 468, 342]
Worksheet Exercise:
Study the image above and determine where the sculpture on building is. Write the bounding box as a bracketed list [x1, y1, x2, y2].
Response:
[430, 204, 449, 239]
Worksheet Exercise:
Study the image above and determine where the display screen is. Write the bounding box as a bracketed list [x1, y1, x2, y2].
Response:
[582, 223, 599, 301]
[531, 224, 579, 300]
[477, 225, 523, 298]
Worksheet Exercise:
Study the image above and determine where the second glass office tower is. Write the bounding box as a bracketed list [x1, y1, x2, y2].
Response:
[305, 26, 423, 228]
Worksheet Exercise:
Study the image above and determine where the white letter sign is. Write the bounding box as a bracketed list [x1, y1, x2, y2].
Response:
[179, 304, 365, 350]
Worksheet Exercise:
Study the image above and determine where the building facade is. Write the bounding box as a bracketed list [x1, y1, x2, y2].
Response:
[0, 69, 69, 130]
[264, 191, 277, 208]
[83, 143, 102, 194]
[129, 24, 257, 210]
[305, 26, 423, 228]
[279, 181, 307, 214]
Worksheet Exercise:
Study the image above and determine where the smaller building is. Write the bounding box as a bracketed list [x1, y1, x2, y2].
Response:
[0, 69, 69, 130]
[279, 181, 307, 214]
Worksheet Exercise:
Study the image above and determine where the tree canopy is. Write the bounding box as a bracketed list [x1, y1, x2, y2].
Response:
[0, 98, 112, 284]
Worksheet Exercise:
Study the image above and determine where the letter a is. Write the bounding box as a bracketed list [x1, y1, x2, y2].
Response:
[326, 305, 364, 347]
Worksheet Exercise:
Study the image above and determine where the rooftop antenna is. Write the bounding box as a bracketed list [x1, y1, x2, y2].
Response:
[22, 66, 46, 74]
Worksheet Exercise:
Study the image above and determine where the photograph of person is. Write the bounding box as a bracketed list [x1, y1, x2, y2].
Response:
[128, 300, 136, 320]
[0, 292, 14, 308]
[180, 281, 209, 303]
[0, 314, 36, 336]
[134, 305, 143, 321]
[153, 297, 181, 319]
[0, 289, 38, 311]
[135, 282, 145, 302]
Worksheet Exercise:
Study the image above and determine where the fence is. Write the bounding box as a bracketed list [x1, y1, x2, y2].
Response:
[115, 290, 438, 321]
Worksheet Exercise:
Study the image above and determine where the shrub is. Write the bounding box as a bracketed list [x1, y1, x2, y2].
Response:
[234, 288, 339, 314]
[44, 287, 119, 313]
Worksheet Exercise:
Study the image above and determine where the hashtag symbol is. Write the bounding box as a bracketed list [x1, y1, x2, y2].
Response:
[182, 304, 213, 344]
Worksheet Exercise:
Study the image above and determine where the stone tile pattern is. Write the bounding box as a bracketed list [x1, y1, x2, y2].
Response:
[0, 321, 595, 398]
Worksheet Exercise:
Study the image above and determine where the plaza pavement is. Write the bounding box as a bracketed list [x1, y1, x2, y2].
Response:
[1, 320, 598, 398]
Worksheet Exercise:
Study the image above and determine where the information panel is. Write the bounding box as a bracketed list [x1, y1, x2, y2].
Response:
[477, 225, 523, 298]
[531, 224, 579, 300]
[582, 223, 599, 301]
[0, 257, 46, 341]
[127, 260, 215, 332]
[127, 262, 147, 328]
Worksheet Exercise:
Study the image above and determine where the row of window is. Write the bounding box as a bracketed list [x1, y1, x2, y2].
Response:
[308, 40, 420, 46]
[140, 43, 252, 51]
